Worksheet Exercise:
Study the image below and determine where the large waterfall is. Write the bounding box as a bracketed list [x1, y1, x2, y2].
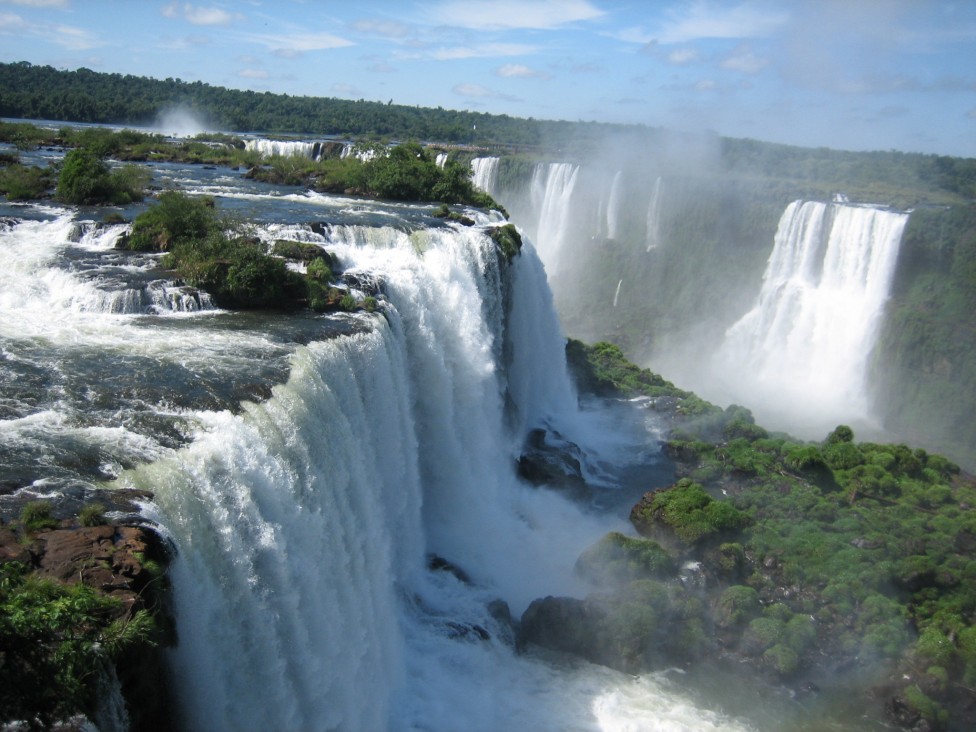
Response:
[470, 156, 500, 195]
[715, 200, 908, 432]
[0, 141, 762, 730]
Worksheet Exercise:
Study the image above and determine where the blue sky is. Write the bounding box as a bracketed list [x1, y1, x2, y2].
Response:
[1, 0, 974, 157]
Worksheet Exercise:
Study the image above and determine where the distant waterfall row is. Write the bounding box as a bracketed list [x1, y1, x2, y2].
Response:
[487, 159, 909, 437]
[244, 138, 380, 162]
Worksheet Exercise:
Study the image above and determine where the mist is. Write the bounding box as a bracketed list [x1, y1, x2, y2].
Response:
[487, 128, 947, 458]
[153, 105, 212, 138]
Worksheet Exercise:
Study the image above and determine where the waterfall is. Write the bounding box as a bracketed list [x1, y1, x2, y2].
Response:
[606, 170, 623, 240]
[244, 139, 320, 159]
[645, 176, 663, 251]
[528, 162, 580, 276]
[0, 196, 750, 730]
[716, 200, 908, 430]
[470, 156, 500, 195]
[435, 152, 448, 168]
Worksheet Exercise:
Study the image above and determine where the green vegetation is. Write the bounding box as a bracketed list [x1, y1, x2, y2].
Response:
[119, 190, 376, 313]
[56, 147, 148, 205]
[488, 223, 523, 261]
[565, 340, 976, 726]
[576, 531, 675, 584]
[0, 162, 53, 200]
[0, 561, 157, 730]
[18, 501, 59, 533]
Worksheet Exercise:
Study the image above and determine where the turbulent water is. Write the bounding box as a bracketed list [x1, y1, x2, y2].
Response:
[0, 142, 765, 731]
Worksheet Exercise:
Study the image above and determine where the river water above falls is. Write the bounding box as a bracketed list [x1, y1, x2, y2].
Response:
[0, 144, 883, 731]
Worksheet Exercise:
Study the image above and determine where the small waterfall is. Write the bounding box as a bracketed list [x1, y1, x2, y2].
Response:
[470, 157, 500, 195]
[716, 200, 908, 430]
[528, 162, 580, 275]
[606, 170, 623, 240]
[645, 176, 663, 251]
[244, 139, 320, 159]
[435, 152, 448, 168]
[613, 278, 623, 308]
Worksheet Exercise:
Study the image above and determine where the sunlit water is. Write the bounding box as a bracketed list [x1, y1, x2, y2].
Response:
[0, 146, 777, 731]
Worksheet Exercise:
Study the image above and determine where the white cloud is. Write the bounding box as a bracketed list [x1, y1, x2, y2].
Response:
[694, 79, 717, 91]
[238, 68, 268, 79]
[667, 48, 699, 65]
[399, 42, 536, 61]
[162, 3, 235, 26]
[0, 10, 99, 49]
[658, 1, 788, 44]
[721, 47, 768, 74]
[430, 0, 603, 31]
[495, 63, 550, 79]
[350, 18, 410, 39]
[244, 30, 355, 57]
[0, 0, 68, 7]
[331, 83, 360, 96]
[452, 82, 520, 102]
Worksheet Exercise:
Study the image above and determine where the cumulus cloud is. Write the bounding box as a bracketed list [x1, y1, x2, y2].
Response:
[429, 0, 603, 31]
[495, 63, 550, 79]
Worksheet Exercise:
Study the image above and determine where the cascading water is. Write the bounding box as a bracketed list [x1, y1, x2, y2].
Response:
[244, 139, 321, 160]
[528, 162, 580, 277]
[645, 176, 663, 251]
[0, 152, 754, 731]
[470, 156, 500, 195]
[605, 170, 623, 240]
[714, 200, 908, 433]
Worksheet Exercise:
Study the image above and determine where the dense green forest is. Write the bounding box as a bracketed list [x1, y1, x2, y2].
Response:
[1, 61, 973, 201]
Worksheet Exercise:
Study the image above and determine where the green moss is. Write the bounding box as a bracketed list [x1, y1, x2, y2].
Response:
[576, 532, 676, 584]
[763, 643, 799, 675]
[488, 223, 523, 261]
[647, 479, 750, 544]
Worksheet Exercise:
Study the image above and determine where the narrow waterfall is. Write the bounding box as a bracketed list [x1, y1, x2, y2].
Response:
[606, 170, 623, 240]
[716, 200, 908, 431]
[645, 176, 663, 251]
[470, 156, 500, 194]
[528, 162, 580, 277]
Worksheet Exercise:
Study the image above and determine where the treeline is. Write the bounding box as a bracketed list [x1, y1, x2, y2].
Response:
[0, 61, 617, 150]
[4, 61, 973, 203]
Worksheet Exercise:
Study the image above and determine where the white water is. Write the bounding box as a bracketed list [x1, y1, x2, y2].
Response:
[244, 138, 320, 160]
[435, 152, 448, 168]
[645, 176, 663, 251]
[714, 200, 907, 433]
[470, 156, 500, 195]
[606, 170, 623, 240]
[108, 219, 751, 731]
[528, 162, 580, 279]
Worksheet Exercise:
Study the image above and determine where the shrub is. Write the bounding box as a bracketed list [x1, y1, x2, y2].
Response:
[0, 164, 53, 200]
[645, 479, 750, 544]
[56, 148, 111, 204]
[576, 532, 676, 585]
[78, 502, 107, 527]
[717, 585, 760, 627]
[122, 191, 217, 252]
[0, 562, 157, 730]
[19, 501, 58, 533]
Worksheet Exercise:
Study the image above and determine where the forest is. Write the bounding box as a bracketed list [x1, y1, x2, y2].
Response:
[1, 61, 973, 201]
